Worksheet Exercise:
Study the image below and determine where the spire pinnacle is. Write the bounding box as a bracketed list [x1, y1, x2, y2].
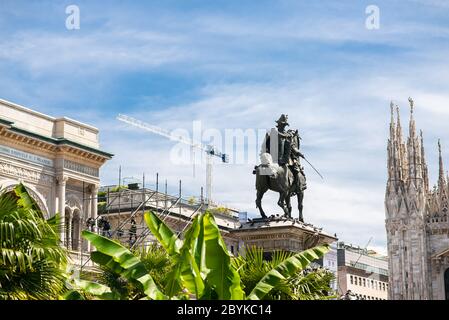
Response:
[396, 105, 403, 144]
[439, 139, 445, 187]
[390, 101, 394, 120]
[408, 97, 414, 115]
[408, 98, 416, 138]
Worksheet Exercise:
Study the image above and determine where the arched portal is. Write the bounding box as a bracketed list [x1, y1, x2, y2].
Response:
[445, 268, 449, 300]
[65, 194, 83, 251]
[72, 209, 81, 251]
[0, 179, 50, 219]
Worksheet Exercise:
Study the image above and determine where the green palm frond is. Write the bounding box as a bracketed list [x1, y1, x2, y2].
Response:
[0, 184, 69, 300]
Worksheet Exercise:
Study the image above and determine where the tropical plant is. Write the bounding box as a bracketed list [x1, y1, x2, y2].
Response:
[96, 243, 175, 299]
[70, 210, 329, 300]
[0, 184, 69, 300]
[97, 191, 107, 202]
[209, 206, 232, 216]
[97, 201, 107, 212]
[187, 196, 196, 205]
[233, 246, 335, 300]
[287, 267, 336, 300]
[110, 185, 128, 193]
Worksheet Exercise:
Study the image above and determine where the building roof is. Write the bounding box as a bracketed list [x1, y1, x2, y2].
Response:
[0, 97, 113, 158]
[0, 117, 113, 158]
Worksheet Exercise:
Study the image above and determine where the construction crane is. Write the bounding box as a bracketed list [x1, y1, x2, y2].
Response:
[116, 114, 229, 205]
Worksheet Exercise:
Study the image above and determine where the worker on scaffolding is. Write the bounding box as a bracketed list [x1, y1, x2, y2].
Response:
[99, 216, 112, 238]
[129, 218, 137, 246]
[86, 217, 95, 232]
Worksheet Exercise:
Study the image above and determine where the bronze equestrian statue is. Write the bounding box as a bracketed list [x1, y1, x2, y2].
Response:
[253, 114, 307, 221]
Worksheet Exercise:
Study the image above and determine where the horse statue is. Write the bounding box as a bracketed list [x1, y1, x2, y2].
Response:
[253, 128, 306, 221]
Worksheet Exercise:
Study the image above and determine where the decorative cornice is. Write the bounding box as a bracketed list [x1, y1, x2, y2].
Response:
[0, 118, 113, 160]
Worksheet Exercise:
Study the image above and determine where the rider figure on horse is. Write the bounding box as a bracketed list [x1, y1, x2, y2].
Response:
[269, 114, 307, 195]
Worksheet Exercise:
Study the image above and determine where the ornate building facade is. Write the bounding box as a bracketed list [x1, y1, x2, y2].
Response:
[385, 98, 449, 300]
[0, 98, 112, 253]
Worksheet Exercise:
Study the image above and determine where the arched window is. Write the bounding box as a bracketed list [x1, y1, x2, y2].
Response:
[71, 209, 81, 251]
[445, 268, 449, 300]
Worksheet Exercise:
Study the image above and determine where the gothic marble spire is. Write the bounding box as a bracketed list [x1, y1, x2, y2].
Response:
[390, 101, 395, 140]
[438, 139, 445, 188]
[408, 97, 416, 138]
[420, 130, 429, 192]
[437, 139, 449, 212]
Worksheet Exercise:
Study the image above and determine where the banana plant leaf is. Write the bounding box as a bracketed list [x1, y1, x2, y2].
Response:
[82, 230, 166, 300]
[247, 244, 330, 300]
[63, 290, 85, 300]
[73, 279, 121, 300]
[144, 211, 204, 298]
[199, 212, 244, 300]
[143, 211, 182, 256]
[91, 251, 125, 275]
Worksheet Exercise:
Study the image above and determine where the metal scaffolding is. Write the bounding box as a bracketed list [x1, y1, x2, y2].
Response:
[76, 172, 208, 272]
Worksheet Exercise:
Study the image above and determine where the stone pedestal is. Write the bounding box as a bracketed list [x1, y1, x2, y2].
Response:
[231, 216, 337, 253]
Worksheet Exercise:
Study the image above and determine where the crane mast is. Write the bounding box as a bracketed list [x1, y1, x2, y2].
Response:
[116, 114, 228, 205]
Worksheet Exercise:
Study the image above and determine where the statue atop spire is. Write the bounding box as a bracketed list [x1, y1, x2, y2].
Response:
[408, 97, 416, 138]
[408, 97, 414, 114]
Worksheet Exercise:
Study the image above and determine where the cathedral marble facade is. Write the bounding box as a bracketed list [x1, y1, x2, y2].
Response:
[385, 98, 449, 300]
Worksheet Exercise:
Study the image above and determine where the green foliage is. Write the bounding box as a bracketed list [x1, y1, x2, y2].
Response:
[0, 184, 69, 300]
[247, 245, 330, 300]
[233, 246, 334, 300]
[144, 210, 182, 256]
[94, 244, 176, 300]
[82, 230, 167, 300]
[97, 191, 107, 202]
[187, 196, 196, 205]
[209, 206, 232, 216]
[287, 268, 336, 300]
[144, 211, 244, 300]
[232, 247, 292, 297]
[76, 209, 328, 301]
[200, 212, 244, 299]
[97, 201, 107, 213]
[110, 186, 128, 193]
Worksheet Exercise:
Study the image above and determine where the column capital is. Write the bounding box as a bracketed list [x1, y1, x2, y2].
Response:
[89, 184, 100, 193]
[57, 175, 69, 185]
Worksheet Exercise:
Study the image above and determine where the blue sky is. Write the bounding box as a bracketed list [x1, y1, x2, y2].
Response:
[2, 0, 449, 253]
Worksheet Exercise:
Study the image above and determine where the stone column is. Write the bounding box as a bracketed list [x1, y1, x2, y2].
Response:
[88, 184, 99, 252]
[91, 184, 99, 232]
[57, 176, 68, 245]
[85, 189, 92, 252]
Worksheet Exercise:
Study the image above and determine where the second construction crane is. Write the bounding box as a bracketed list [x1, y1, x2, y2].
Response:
[117, 114, 229, 205]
